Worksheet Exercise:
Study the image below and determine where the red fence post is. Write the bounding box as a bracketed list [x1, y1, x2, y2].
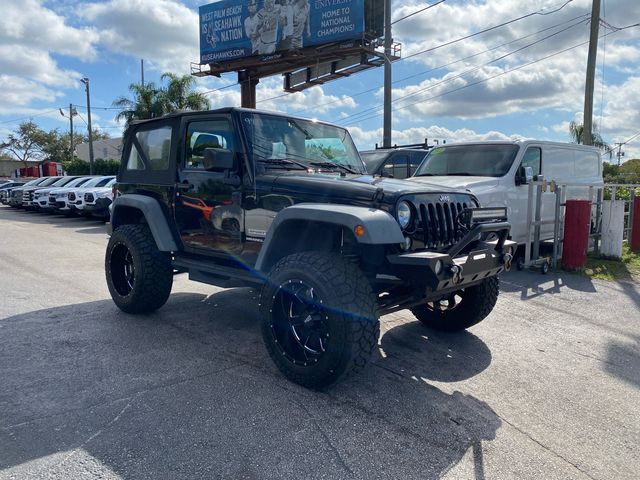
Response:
[631, 196, 640, 252]
[562, 200, 592, 270]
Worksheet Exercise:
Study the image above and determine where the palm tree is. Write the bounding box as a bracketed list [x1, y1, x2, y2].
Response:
[112, 82, 165, 131]
[569, 121, 610, 151]
[159, 73, 210, 112]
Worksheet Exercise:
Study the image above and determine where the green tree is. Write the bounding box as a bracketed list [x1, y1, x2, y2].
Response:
[569, 121, 610, 151]
[112, 82, 165, 132]
[112, 73, 210, 134]
[0, 121, 48, 167]
[159, 73, 210, 112]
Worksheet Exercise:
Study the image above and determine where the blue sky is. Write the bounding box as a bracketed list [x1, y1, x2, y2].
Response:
[1, 0, 639, 160]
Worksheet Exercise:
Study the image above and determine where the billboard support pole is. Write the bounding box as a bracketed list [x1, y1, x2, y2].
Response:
[239, 70, 259, 109]
[383, 0, 392, 148]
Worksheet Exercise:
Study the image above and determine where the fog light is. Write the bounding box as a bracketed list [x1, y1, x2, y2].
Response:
[400, 236, 412, 251]
[434, 259, 443, 275]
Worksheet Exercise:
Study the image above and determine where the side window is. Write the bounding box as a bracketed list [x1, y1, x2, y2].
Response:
[382, 155, 408, 178]
[126, 145, 145, 171]
[185, 119, 233, 169]
[126, 126, 173, 171]
[521, 147, 541, 177]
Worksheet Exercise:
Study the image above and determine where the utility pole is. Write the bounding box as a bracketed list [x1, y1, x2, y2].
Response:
[382, 0, 392, 148]
[582, 0, 601, 146]
[614, 142, 625, 166]
[80, 77, 95, 175]
[141, 59, 145, 87]
[59, 104, 78, 160]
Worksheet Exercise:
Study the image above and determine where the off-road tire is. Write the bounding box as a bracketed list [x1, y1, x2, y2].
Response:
[411, 277, 499, 331]
[105, 224, 173, 314]
[260, 252, 379, 389]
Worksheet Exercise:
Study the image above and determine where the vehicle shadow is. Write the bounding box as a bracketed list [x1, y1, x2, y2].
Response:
[500, 270, 597, 300]
[1, 290, 499, 480]
[606, 334, 640, 390]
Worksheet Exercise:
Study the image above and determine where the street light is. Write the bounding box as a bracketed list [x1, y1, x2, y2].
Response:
[80, 77, 95, 175]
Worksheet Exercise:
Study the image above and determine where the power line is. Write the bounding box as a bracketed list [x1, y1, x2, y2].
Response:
[340, 27, 632, 127]
[401, 0, 576, 61]
[392, 0, 446, 25]
[339, 16, 589, 125]
[0, 109, 62, 125]
[290, 13, 590, 116]
[266, 0, 582, 112]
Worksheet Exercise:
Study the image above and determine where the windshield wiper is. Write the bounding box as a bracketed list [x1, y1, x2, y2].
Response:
[258, 158, 309, 170]
[415, 173, 438, 177]
[309, 162, 358, 174]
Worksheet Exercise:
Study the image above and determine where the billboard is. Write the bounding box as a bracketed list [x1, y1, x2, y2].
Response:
[199, 0, 366, 64]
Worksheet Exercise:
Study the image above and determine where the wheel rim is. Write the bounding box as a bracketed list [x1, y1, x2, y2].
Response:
[270, 280, 330, 366]
[425, 291, 465, 313]
[110, 243, 135, 296]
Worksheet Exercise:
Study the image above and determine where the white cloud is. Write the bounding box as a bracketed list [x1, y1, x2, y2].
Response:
[80, 0, 199, 73]
[348, 125, 522, 150]
[0, 0, 98, 59]
[0, 0, 97, 113]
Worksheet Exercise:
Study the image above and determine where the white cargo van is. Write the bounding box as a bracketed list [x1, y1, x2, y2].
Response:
[408, 141, 603, 245]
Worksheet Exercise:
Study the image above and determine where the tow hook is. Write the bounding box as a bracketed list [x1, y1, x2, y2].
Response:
[450, 265, 463, 284]
[503, 253, 513, 272]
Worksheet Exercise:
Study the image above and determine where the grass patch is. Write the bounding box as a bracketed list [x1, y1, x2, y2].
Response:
[583, 244, 640, 282]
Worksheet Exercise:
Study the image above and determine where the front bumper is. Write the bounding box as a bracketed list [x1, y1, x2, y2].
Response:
[84, 197, 112, 216]
[387, 221, 516, 297]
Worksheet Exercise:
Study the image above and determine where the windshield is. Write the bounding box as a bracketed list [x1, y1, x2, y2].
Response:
[78, 177, 112, 189]
[64, 177, 91, 188]
[415, 144, 520, 177]
[50, 177, 76, 187]
[37, 177, 62, 187]
[240, 112, 365, 173]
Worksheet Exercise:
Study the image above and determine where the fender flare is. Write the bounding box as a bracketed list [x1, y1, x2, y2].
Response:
[255, 203, 405, 272]
[110, 194, 179, 251]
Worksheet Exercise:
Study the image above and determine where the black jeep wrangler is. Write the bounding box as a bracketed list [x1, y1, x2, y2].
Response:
[106, 108, 515, 389]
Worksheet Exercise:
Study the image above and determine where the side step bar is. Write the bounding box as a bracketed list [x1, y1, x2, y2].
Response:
[172, 257, 265, 289]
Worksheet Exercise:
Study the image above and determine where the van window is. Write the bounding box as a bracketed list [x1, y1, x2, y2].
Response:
[521, 147, 541, 176]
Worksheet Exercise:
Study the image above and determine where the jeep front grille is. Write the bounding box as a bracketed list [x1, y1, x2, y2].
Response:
[408, 199, 471, 250]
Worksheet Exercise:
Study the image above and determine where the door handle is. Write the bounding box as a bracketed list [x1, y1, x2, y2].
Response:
[176, 182, 193, 192]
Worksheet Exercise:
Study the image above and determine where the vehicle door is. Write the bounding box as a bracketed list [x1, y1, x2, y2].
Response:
[175, 116, 243, 256]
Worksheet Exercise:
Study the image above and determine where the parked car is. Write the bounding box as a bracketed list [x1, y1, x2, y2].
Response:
[32, 176, 84, 211]
[48, 176, 96, 213]
[8, 178, 50, 207]
[360, 147, 429, 179]
[105, 108, 514, 389]
[22, 176, 62, 208]
[83, 178, 117, 219]
[0, 181, 25, 204]
[409, 141, 604, 245]
[67, 176, 115, 215]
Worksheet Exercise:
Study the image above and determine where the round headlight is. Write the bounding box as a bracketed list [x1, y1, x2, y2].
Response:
[397, 201, 412, 230]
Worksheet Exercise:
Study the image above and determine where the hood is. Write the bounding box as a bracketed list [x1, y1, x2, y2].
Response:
[408, 175, 500, 192]
[265, 172, 468, 205]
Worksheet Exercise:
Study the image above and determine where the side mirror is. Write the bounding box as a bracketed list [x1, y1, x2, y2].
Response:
[517, 166, 534, 185]
[203, 148, 236, 172]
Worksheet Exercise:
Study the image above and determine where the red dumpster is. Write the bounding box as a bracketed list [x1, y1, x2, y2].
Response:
[28, 166, 39, 177]
[42, 162, 58, 176]
[631, 196, 640, 252]
[562, 200, 592, 270]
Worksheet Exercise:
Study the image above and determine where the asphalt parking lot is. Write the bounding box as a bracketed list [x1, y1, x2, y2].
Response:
[1, 205, 639, 480]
